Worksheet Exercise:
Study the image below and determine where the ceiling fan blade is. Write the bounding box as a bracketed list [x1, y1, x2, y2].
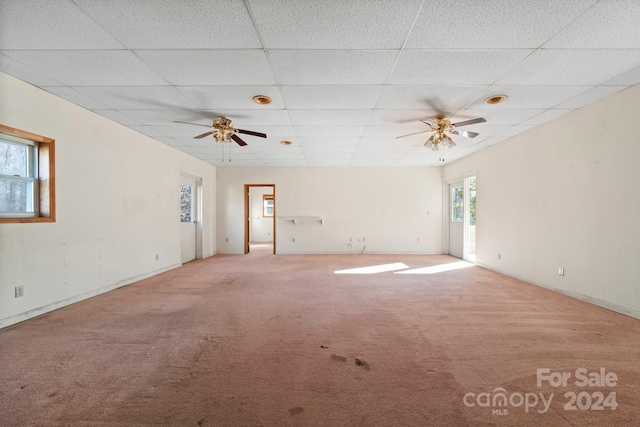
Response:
[194, 131, 215, 139]
[396, 130, 429, 139]
[451, 129, 480, 138]
[231, 134, 248, 146]
[419, 120, 434, 127]
[174, 120, 212, 128]
[452, 117, 487, 127]
[237, 129, 267, 138]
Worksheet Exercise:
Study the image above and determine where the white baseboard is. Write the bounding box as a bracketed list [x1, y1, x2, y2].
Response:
[0, 263, 181, 329]
[475, 262, 640, 321]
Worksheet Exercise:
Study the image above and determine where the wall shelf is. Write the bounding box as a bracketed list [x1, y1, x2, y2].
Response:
[279, 216, 324, 225]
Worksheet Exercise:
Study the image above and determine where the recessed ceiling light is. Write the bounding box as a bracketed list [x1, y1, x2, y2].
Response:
[280, 140, 292, 145]
[485, 95, 508, 105]
[253, 95, 272, 105]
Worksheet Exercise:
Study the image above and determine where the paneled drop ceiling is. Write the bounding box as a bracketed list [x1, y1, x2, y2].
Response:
[1, 0, 640, 166]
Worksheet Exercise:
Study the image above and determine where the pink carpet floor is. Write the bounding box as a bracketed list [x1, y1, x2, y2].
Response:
[2, 249, 639, 426]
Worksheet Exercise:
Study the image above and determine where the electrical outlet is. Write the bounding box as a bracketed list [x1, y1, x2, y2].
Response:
[155, 254, 159, 261]
[15, 285, 24, 298]
[559, 267, 564, 276]
[292, 238, 295, 243]
[497, 253, 501, 260]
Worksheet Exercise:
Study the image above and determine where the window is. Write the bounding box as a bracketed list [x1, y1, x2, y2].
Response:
[451, 186, 463, 222]
[0, 124, 55, 223]
[180, 184, 193, 222]
[263, 194, 274, 217]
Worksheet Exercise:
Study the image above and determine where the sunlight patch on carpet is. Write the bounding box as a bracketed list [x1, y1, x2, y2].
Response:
[334, 262, 410, 275]
[395, 261, 474, 275]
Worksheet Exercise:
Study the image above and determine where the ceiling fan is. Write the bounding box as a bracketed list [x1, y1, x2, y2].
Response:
[396, 116, 487, 160]
[175, 115, 267, 146]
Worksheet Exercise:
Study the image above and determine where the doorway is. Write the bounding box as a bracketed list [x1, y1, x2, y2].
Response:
[448, 176, 476, 262]
[180, 174, 202, 264]
[244, 184, 276, 254]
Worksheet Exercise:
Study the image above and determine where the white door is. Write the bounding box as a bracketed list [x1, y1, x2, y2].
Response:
[449, 181, 464, 259]
[180, 177, 197, 264]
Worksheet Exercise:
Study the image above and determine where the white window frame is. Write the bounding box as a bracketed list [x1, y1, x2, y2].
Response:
[0, 134, 39, 218]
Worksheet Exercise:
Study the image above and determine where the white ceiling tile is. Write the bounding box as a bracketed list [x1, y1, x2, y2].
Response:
[298, 138, 361, 147]
[176, 86, 284, 109]
[0, 0, 122, 49]
[264, 160, 308, 166]
[135, 50, 275, 85]
[255, 153, 307, 161]
[556, 86, 627, 109]
[74, 86, 195, 110]
[2, 50, 166, 86]
[0, 54, 64, 86]
[390, 50, 532, 85]
[281, 86, 383, 109]
[250, 0, 422, 49]
[449, 109, 546, 125]
[128, 125, 168, 138]
[91, 110, 143, 126]
[187, 145, 228, 155]
[294, 126, 365, 138]
[497, 49, 640, 86]
[73, 0, 261, 49]
[362, 126, 427, 138]
[118, 109, 204, 126]
[521, 109, 574, 125]
[247, 126, 296, 137]
[376, 85, 488, 110]
[42, 87, 109, 110]
[288, 110, 372, 126]
[202, 110, 291, 126]
[269, 50, 397, 85]
[246, 145, 303, 155]
[149, 125, 209, 138]
[497, 125, 536, 139]
[606, 66, 640, 86]
[162, 140, 217, 153]
[302, 146, 357, 154]
[406, 1, 595, 49]
[544, 0, 640, 49]
[3, 1, 640, 169]
[467, 86, 591, 109]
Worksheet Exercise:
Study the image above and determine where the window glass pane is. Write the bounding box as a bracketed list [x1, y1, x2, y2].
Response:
[263, 196, 274, 217]
[0, 177, 34, 213]
[180, 184, 193, 222]
[0, 140, 28, 176]
[452, 186, 463, 222]
[468, 178, 476, 226]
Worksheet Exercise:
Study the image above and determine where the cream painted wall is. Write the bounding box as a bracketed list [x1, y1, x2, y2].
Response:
[443, 84, 640, 319]
[217, 167, 443, 254]
[0, 72, 217, 328]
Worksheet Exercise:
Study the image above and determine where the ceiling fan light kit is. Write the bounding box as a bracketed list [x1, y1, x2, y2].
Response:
[175, 115, 267, 147]
[396, 115, 486, 161]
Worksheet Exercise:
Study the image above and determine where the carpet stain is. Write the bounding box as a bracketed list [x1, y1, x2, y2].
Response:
[331, 354, 347, 362]
[355, 358, 370, 370]
[288, 406, 304, 416]
[320, 345, 328, 349]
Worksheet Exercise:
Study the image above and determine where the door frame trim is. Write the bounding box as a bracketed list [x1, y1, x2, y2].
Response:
[244, 184, 276, 254]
